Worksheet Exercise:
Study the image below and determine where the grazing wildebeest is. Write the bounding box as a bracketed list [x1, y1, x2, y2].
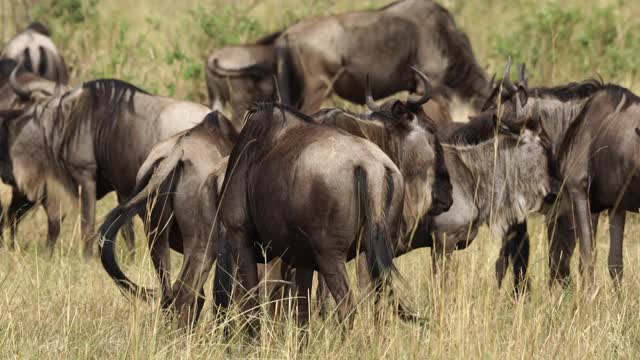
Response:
[0, 64, 70, 250]
[99, 111, 237, 327]
[429, 111, 553, 279]
[213, 100, 446, 328]
[2, 22, 69, 84]
[0, 76, 210, 257]
[485, 66, 640, 288]
[275, 0, 489, 113]
[205, 32, 282, 128]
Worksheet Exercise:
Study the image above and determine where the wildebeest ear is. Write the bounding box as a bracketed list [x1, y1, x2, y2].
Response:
[493, 114, 515, 135]
[215, 111, 239, 143]
[515, 85, 528, 109]
[635, 128, 640, 137]
[203, 111, 239, 143]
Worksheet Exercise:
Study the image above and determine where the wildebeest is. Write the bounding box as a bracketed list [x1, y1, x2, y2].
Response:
[429, 111, 553, 281]
[486, 67, 640, 287]
[213, 99, 447, 327]
[0, 76, 211, 257]
[99, 111, 237, 327]
[205, 31, 282, 128]
[0, 64, 69, 250]
[276, 0, 489, 113]
[2, 22, 69, 84]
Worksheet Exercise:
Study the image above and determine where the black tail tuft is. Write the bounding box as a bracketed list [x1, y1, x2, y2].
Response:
[354, 166, 397, 282]
[99, 199, 154, 301]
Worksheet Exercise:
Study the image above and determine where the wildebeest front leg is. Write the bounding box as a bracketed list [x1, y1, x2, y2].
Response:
[548, 213, 576, 288]
[7, 188, 36, 249]
[495, 222, 530, 295]
[608, 208, 625, 287]
[569, 188, 595, 285]
[42, 196, 62, 254]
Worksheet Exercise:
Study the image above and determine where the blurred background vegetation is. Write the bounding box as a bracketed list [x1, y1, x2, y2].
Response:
[3, 0, 639, 104]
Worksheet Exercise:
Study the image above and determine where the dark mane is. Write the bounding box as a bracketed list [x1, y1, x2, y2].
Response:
[482, 78, 607, 112]
[529, 78, 606, 101]
[446, 112, 497, 145]
[83, 79, 150, 96]
[557, 85, 640, 160]
[27, 22, 51, 36]
[255, 31, 282, 45]
[248, 101, 314, 123]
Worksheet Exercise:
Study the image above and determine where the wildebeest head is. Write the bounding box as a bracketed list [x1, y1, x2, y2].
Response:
[205, 33, 281, 127]
[365, 67, 453, 216]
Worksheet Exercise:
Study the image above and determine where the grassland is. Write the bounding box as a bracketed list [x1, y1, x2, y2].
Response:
[2, 0, 640, 358]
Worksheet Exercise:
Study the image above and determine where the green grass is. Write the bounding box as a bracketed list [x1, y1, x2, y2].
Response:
[2, 0, 640, 358]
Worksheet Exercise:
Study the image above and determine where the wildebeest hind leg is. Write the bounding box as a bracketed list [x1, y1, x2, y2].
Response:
[43, 196, 62, 254]
[7, 188, 36, 249]
[317, 260, 355, 329]
[608, 208, 625, 288]
[172, 245, 216, 328]
[548, 213, 576, 288]
[294, 268, 313, 327]
[146, 205, 174, 310]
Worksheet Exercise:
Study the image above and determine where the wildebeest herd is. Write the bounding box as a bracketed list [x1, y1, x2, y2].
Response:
[1, 0, 640, 331]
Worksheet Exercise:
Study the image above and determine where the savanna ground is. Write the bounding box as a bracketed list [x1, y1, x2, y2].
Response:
[2, 0, 640, 358]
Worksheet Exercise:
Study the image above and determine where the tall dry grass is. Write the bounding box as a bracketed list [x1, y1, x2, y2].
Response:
[2, 0, 640, 358]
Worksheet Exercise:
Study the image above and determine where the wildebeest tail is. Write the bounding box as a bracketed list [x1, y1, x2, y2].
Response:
[354, 166, 398, 282]
[98, 148, 183, 302]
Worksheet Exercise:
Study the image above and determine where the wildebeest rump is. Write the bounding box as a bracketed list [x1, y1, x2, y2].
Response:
[0, 78, 210, 257]
[214, 102, 419, 327]
[2, 22, 69, 84]
[99, 111, 236, 327]
[276, 0, 489, 113]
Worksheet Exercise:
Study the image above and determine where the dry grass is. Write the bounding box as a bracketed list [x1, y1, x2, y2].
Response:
[2, 0, 640, 358]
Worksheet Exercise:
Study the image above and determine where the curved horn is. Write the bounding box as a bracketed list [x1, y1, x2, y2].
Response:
[364, 74, 380, 111]
[518, 63, 529, 87]
[502, 57, 517, 93]
[211, 59, 269, 78]
[9, 62, 31, 99]
[407, 66, 432, 107]
[489, 72, 497, 89]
